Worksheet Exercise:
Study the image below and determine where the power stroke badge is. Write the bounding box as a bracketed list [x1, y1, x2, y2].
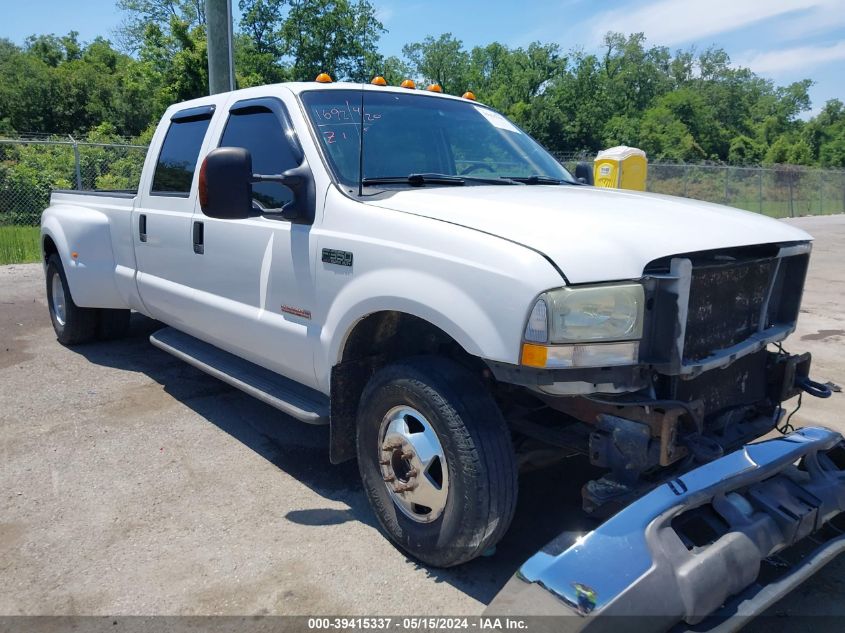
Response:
[321, 248, 353, 267]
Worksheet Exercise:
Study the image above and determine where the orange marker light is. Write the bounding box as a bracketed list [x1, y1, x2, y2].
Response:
[371, 76, 387, 86]
[400, 79, 416, 89]
[462, 91, 477, 101]
[71, 251, 79, 260]
[521, 343, 548, 368]
[315, 72, 333, 83]
[426, 84, 443, 93]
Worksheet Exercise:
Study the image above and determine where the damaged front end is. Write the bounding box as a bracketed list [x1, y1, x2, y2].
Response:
[486, 426, 845, 631]
[495, 241, 834, 516]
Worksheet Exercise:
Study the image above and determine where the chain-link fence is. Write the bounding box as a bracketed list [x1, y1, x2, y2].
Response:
[555, 152, 845, 219]
[0, 137, 147, 226]
[647, 163, 845, 218]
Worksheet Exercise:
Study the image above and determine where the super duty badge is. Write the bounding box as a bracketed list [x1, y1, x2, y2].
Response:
[322, 248, 353, 267]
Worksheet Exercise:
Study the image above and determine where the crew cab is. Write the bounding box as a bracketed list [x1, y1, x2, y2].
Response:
[41, 80, 842, 627]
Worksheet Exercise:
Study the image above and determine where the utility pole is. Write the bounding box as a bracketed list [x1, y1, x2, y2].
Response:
[206, 0, 235, 94]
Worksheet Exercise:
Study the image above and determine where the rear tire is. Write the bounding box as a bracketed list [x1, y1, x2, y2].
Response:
[46, 254, 98, 345]
[356, 356, 518, 567]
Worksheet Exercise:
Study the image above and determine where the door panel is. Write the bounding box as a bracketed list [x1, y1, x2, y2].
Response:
[133, 107, 215, 326]
[186, 218, 318, 388]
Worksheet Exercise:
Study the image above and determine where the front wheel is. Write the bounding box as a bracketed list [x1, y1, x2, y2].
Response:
[356, 356, 518, 567]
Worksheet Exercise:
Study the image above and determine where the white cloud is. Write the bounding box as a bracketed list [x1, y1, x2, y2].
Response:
[771, 0, 845, 41]
[735, 41, 845, 74]
[588, 0, 827, 47]
[375, 3, 395, 25]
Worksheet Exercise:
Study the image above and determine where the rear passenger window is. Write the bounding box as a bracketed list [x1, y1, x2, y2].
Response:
[151, 113, 213, 195]
[220, 106, 300, 212]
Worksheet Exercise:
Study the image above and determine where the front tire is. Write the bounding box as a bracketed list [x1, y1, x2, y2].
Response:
[46, 254, 98, 345]
[356, 356, 518, 567]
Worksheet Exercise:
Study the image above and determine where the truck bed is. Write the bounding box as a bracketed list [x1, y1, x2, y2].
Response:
[41, 189, 140, 311]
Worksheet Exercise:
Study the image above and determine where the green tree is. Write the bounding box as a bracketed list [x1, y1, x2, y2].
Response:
[116, 0, 206, 51]
[282, 0, 384, 81]
[467, 42, 565, 113]
[819, 131, 845, 168]
[639, 104, 703, 161]
[378, 55, 412, 86]
[728, 135, 764, 165]
[403, 33, 469, 94]
[788, 138, 814, 166]
[764, 136, 792, 165]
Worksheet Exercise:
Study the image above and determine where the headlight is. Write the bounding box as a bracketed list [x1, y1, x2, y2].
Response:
[521, 283, 644, 368]
[546, 283, 644, 343]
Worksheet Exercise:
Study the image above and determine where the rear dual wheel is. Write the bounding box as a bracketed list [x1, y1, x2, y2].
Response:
[357, 356, 518, 567]
[45, 254, 130, 345]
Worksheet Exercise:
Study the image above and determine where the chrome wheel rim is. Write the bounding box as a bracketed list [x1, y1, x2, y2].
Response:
[378, 406, 449, 523]
[51, 272, 66, 326]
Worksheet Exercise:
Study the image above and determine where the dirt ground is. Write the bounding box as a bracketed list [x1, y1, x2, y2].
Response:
[1, 215, 844, 624]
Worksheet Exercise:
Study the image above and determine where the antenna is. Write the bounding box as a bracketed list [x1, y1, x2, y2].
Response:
[357, 83, 365, 197]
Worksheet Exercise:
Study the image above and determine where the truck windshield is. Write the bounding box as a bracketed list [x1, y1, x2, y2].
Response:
[300, 89, 574, 188]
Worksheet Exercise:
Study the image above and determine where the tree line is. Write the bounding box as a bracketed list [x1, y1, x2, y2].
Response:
[1, 0, 844, 168]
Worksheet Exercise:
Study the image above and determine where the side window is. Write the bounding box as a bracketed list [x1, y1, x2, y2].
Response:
[220, 106, 300, 212]
[151, 113, 212, 195]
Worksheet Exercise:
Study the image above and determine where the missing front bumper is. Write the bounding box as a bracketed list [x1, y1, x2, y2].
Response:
[486, 427, 845, 631]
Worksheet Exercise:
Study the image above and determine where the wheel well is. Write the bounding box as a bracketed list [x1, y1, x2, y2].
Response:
[43, 235, 58, 262]
[341, 311, 471, 364]
[329, 311, 484, 463]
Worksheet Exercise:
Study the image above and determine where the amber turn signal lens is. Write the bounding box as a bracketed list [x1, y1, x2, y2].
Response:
[400, 79, 416, 89]
[198, 158, 208, 209]
[426, 84, 443, 93]
[371, 76, 387, 86]
[521, 343, 548, 368]
[315, 72, 333, 83]
[462, 91, 476, 101]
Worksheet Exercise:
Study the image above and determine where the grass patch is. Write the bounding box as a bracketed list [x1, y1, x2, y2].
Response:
[0, 225, 41, 265]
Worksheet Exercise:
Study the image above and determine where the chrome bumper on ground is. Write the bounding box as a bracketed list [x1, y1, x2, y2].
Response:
[486, 427, 845, 631]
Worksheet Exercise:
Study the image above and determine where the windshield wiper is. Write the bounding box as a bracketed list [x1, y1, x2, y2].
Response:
[362, 173, 465, 187]
[503, 175, 567, 185]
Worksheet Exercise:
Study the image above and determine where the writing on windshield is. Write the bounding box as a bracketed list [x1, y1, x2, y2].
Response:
[310, 101, 382, 147]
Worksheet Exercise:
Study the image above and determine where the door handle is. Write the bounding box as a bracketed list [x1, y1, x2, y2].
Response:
[139, 214, 147, 242]
[193, 221, 204, 254]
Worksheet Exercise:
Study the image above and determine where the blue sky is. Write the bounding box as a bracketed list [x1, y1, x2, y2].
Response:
[4, 0, 844, 117]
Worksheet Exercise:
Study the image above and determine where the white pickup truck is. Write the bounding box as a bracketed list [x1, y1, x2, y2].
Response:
[42, 80, 843, 626]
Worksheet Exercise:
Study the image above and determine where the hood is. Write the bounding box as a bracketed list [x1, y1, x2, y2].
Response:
[365, 185, 812, 284]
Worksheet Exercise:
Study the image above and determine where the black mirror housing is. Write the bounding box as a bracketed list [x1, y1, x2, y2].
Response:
[199, 147, 253, 219]
[252, 163, 316, 223]
[575, 162, 594, 186]
[279, 164, 314, 222]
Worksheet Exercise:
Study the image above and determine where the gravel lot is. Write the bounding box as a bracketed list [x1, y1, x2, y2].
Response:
[1, 215, 844, 623]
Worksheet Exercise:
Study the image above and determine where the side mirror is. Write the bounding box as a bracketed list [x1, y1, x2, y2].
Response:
[575, 162, 594, 186]
[199, 147, 252, 220]
[252, 162, 315, 222]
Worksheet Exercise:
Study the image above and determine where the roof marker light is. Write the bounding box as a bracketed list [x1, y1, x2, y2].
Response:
[371, 76, 387, 86]
[426, 84, 443, 93]
[400, 79, 416, 89]
[462, 91, 476, 101]
[315, 72, 333, 83]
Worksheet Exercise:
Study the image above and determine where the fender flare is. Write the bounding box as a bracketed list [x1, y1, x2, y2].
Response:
[40, 205, 126, 309]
